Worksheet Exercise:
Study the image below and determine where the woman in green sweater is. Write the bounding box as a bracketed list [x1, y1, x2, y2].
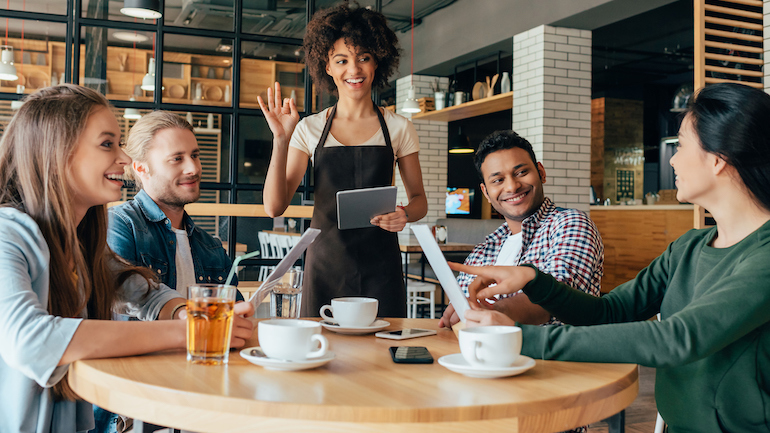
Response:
[450, 82, 770, 433]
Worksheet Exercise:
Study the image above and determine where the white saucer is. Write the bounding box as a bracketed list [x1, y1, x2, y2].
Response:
[240, 347, 335, 371]
[319, 319, 390, 335]
[438, 353, 536, 379]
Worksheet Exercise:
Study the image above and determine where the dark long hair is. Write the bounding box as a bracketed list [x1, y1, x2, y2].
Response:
[688, 83, 770, 211]
[303, 1, 400, 94]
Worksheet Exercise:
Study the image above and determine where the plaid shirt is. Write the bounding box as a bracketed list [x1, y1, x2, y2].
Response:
[458, 197, 603, 325]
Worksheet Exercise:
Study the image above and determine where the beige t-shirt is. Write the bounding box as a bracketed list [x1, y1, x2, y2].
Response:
[289, 107, 420, 165]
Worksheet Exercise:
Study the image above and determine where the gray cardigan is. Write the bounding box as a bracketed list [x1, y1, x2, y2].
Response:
[0, 207, 183, 433]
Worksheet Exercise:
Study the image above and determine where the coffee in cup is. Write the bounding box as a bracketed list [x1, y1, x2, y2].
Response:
[459, 326, 522, 368]
[258, 319, 328, 362]
[319, 297, 378, 327]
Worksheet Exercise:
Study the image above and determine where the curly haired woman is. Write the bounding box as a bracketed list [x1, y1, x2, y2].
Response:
[259, 2, 427, 318]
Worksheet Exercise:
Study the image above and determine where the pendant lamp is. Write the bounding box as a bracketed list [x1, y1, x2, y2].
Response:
[141, 57, 155, 91]
[0, 45, 17, 81]
[401, 0, 421, 114]
[120, 0, 162, 19]
[124, 97, 141, 119]
[449, 126, 474, 154]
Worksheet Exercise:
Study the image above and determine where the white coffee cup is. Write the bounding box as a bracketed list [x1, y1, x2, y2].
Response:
[459, 326, 522, 368]
[319, 297, 378, 328]
[258, 319, 328, 362]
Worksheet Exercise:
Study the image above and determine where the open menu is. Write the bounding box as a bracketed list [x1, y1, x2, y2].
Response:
[247, 228, 321, 305]
[410, 225, 470, 322]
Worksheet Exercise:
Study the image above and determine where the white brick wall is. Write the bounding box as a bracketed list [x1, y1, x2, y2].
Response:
[396, 75, 449, 119]
[395, 75, 449, 230]
[765, 0, 770, 93]
[513, 25, 592, 212]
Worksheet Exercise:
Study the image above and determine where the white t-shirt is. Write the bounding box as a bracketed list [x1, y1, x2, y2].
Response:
[173, 228, 195, 297]
[289, 107, 420, 165]
[495, 231, 523, 266]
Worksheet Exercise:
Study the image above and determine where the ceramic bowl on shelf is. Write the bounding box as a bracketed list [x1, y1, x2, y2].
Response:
[168, 84, 185, 99]
[206, 85, 223, 101]
[27, 71, 48, 89]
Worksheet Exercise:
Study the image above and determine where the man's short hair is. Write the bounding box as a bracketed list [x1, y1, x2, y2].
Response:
[123, 111, 195, 189]
[473, 130, 538, 181]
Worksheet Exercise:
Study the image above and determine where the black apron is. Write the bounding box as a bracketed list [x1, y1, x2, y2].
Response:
[302, 103, 406, 318]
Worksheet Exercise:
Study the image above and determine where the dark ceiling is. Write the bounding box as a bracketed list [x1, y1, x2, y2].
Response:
[592, 0, 694, 97]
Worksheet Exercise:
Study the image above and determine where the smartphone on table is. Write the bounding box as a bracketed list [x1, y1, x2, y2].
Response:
[375, 328, 437, 340]
[389, 346, 434, 364]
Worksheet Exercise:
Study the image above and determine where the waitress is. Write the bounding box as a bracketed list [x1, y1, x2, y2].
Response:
[259, 2, 428, 318]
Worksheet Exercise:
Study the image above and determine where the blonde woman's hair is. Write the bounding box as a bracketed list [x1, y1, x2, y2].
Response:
[124, 110, 194, 189]
[0, 84, 155, 401]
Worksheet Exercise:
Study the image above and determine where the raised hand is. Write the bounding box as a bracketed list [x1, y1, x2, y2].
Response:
[257, 82, 300, 143]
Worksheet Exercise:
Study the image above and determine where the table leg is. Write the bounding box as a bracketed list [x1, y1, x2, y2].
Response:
[605, 409, 625, 433]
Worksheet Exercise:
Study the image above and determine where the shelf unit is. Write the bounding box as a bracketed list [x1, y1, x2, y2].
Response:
[412, 91, 513, 122]
[0, 39, 306, 110]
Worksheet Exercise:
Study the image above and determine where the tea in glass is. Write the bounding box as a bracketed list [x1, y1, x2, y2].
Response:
[186, 284, 236, 365]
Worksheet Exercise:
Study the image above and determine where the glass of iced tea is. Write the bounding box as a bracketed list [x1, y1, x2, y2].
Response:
[186, 284, 237, 365]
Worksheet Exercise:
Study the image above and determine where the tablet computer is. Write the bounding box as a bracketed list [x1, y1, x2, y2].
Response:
[410, 225, 470, 322]
[336, 186, 397, 230]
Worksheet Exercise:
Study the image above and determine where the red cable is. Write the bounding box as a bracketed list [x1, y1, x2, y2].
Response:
[20, 0, 24, 77]
[5, 0, 9, 46]
[410, 0, 414, 75]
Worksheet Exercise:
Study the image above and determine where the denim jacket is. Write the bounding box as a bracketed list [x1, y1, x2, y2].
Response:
[108, 190, 242, 300]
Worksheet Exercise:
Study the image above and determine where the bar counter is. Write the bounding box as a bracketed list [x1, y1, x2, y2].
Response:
[589, 204, 694, 293]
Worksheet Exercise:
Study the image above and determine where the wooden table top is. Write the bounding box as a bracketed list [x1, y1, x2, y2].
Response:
[69, 318, 638, 433]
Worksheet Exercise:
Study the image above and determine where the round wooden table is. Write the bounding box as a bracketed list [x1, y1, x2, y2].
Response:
[69, 319, 638, 433]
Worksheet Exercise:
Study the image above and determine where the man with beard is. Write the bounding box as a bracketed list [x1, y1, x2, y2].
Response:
[440, 130, 603, 329]
[108, 111, 243, 301]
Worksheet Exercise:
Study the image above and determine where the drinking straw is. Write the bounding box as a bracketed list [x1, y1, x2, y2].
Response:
[225, 250, 260, 286]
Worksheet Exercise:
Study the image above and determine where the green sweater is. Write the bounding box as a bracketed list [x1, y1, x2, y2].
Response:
[520, 223, 770, 433]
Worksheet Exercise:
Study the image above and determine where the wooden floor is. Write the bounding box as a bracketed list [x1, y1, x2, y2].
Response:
[589, 366, 658, 433]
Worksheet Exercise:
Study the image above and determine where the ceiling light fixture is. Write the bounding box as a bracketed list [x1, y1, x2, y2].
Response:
[141, 57, 156, 91]
[120, 0, 162, 20]
[113, 31, 149, 42]
[448, 126, 474, 154]
[216, 39, 233, 53]
[401, 0, 421, 114]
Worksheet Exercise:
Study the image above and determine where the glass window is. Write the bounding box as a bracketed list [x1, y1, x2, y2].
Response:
[242, 0, 307, 39]
[181, 111, 232, 184]
[164, 34, 233, 107]
[79, 26, 156, 101]
[239, 41, 304, 110]
[5, 0, 67, 15]
[81, 0, 158, 24]
[165, 0, 234, 32]
[237, 114, 274, 184]
[0, 20, 68, 95]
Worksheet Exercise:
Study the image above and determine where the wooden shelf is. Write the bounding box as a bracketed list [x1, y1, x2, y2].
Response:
[412, 91, 513, 122]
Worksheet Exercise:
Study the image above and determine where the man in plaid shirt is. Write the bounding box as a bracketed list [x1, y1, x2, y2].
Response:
[440, 130, 603, 328]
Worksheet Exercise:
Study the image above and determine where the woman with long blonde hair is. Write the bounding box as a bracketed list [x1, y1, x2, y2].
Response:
[0, 84, 253, 432]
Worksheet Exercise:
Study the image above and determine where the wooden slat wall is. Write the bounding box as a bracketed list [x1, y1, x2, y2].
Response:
[591, 208, 694, 292]
[693, 0, 763, 228]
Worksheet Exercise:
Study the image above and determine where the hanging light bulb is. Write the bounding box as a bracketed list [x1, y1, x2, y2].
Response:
[124, 97, 141, 119]
[0, 45, 18, 81]
[120, 0, 162, 19]
[402, 85, 421, 114]
[141, 57, 155, 91]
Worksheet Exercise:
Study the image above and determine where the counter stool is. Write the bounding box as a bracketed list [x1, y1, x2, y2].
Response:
[406, 281, 436, 319]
